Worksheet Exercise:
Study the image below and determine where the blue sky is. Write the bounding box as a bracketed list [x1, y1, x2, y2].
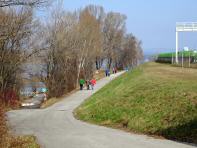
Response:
[41, 0, 197, 55]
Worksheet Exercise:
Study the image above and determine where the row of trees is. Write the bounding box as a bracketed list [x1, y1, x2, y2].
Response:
[0, 2, 143, 103]
[0, 0, 47, 103]
[40, 5, 143, 97]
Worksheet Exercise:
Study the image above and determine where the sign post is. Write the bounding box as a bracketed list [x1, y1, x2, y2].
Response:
[176, 22, 197, 64]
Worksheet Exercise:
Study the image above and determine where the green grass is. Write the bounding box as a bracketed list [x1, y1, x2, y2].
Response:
[75, 62, 197, 144]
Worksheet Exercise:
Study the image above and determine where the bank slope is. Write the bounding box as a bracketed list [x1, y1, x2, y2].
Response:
[75, 62, 197, 144]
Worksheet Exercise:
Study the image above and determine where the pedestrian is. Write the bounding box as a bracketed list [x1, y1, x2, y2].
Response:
[41, 87, 48, 101]
[79, 78, 85, 90]
[108, 69, 110, 76]
[86, 80, 90, 90]
[115, 67, 117, 73]
[90, 78, 96, 90]
[105, 69, 108, 77]
[112, 67, 115, 74]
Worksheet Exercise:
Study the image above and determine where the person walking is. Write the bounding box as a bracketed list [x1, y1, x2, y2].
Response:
[86, 80, 90, 90]
[112, 67, 115, 74]
[115, 67, 117, 73]
[79, 78, 85, 90]
[105, 69, 108, 77]
[90, 78, 96, 90]
[108, 69, 110, 76]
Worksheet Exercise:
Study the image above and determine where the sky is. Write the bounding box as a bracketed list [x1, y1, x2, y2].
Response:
[40, 0, 197, 55]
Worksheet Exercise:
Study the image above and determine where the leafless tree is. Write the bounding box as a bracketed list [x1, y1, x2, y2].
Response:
[84, 5, 105, 23]
[103, 12, 126, 69]
[76, 9, 102, 82]
[0, 0, 49, 7]
[0, 3, 143, 101]
[40, 6, 103, 98]
[39, 7, 79, 97]
[118, 34, 143, 69]
[0, 7, 40, 103]
[84, 5, 105, 69]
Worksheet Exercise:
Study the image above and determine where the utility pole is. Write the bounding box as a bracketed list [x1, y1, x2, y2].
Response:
[182, 50, 184, 68]
[176, 31, 179, 64]
[189, 50, 191, 68]
[171, 53, 174, 64]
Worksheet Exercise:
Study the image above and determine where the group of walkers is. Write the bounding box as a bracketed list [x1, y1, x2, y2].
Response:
[105, 67, 118, 77]
[79, 78, 96, 90]
[80, 67, 118, 91]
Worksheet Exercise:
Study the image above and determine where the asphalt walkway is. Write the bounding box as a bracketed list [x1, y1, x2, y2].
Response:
[7, 72, 196, 148]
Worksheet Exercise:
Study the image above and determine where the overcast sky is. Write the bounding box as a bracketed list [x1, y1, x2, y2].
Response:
[39, 0, 197, 55]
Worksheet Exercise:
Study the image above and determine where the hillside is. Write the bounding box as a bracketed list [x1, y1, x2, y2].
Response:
[75, 62, 197, 144]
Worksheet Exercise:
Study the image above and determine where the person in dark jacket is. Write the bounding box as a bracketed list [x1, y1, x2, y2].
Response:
[105, 69, 108, 77]
[86, 80, 90, 90]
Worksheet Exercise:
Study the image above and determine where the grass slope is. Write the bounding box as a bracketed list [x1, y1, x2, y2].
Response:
[75, 62, 197, 144]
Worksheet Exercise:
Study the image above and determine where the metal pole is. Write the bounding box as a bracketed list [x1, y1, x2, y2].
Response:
[182, 50, 184, 68]
[176, 31, 179, 64]
[189, 50, 191, 68]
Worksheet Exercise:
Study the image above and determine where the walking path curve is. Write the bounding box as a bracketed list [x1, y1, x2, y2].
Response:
[7, 72, 196, 148]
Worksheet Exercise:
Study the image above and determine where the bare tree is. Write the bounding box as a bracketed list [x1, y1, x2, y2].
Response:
[13, 4, 143, 100]
[0, 0, 48, 7]
[75, 9, 102, 82]
[103, 12, 126, 69]
[40, 6, 103, 98]
[84, 5, 105, 70]
[84, 5, 105, 23]
[40, 7, 79, 97]
[119, 34, 143, 69]
[0, 8, 38, 103]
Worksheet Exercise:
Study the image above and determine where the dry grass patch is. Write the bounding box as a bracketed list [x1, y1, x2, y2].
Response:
[0, 103, 39, 148]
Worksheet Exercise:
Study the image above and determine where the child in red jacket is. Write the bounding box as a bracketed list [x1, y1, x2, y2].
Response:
[90, 78, 96, 90]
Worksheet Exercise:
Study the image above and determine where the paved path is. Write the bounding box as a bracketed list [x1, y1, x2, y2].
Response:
[7, 72, 196, 148]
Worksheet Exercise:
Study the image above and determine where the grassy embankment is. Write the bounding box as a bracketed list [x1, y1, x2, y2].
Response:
[75, 62, 197, 144]
[0, 104, 40, 148]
